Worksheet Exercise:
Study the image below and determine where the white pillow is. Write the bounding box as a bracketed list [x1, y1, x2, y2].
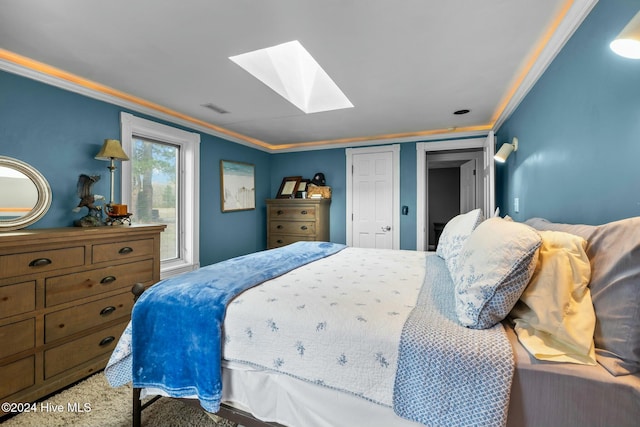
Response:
[452, 217, 541, 329]
[435, 209, 483, 266]
[511, 230, 596, 365]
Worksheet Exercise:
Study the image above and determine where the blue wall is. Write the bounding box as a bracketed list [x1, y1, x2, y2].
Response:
[271, 142, 419, 249]
[4, 0, 638, 260]
[0, 69, 421, 259]
[269, 148, 347, 244]
[0, 70, 270, 265]
[496, 0, 640, 225]
[199, 135, 270, 265]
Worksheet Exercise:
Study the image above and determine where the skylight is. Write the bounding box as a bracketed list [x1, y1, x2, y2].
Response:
[229, 40, 353, 114]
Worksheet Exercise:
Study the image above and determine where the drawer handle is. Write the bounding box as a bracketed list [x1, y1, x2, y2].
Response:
[29, 258, 52, 267]
[99, 336, 116, 347]
[300, 210, 308, 215]
[100, 276, 117, 284]
[100, 306, 117, 316]
[132, 283, 146, 301]
[277, 210, 284, 215]
[276, 225, 283, 229]
[300, 225, 308, 230]
[277, 239, 284, 244]
[118, 247, 134, 255]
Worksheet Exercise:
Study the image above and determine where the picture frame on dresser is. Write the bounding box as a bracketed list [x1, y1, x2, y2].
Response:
[276, 176, 301, 199]
[295, 179, 310, 198]
[220, 160, 256, 212]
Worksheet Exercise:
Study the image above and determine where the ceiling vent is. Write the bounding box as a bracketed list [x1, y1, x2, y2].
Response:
[201, 103, 230, 114]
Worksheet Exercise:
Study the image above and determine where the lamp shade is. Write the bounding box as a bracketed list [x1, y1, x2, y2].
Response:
[494, 137, 518, 163]
[610, 10, 640, 59]
[95, 139, 129, 161]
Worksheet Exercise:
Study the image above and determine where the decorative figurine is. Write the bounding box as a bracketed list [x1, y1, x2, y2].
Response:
[73, 174, 105, 227]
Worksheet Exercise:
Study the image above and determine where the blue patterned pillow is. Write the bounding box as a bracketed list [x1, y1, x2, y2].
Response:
[452, 217, 541, 329]
[435, 209, 484, 264]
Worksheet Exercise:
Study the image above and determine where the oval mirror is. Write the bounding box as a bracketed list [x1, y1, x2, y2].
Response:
[0, 156, 52, 231]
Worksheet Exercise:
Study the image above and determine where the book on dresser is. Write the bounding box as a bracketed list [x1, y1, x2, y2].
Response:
[0, 224, 165, 414]
[266, 198, 330, 249]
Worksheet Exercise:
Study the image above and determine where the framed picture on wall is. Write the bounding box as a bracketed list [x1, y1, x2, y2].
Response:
[220, 160, 256, 212]
[276, 176, 301, 199]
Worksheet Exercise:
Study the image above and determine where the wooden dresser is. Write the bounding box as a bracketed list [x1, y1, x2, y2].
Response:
[266, 198, 330, 249]
[0, 225, 164, 411]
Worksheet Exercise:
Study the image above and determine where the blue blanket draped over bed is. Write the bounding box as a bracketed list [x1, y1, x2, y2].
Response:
[131, 241, 346, 413]
[393, 254, 514, 427]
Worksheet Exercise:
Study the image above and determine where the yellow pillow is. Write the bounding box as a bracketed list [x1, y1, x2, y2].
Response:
[511, 230, 596, 365]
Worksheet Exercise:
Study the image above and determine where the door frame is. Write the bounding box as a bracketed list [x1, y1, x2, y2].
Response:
[416, 133, 495, 251]
[346, 144, 400, 249]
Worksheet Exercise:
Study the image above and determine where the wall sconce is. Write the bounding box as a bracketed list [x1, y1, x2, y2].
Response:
[494, 137, 518, 163]
[610, 10, 640, 59]
[95, 139, 129, 205]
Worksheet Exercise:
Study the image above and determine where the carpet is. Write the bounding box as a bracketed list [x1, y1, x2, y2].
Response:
[0, 373, 238, 427]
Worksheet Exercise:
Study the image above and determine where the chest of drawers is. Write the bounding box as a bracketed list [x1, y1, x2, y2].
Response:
[0, 225, 164, 410]
[266, 198, 331, 249]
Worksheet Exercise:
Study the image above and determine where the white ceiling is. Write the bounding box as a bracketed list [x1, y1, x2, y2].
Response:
[0, 0, 596, 151]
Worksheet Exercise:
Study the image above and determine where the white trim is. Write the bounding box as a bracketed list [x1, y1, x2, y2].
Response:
[120, 112, 200, 278]
[483, 131, 496, 218]
[346, 144, 400, 249]
[416, 138, 486, 251]
[275, 130, 487, 153]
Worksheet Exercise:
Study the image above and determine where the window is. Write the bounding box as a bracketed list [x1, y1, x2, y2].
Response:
[120, 112, 200, 277]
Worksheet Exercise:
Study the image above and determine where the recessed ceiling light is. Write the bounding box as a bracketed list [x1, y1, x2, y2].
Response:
[230, 40, 354, 114]
[453, 109, 470, 115]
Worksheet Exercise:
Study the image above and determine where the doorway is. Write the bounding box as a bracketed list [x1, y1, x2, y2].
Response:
[426, 150, 483, 250]
[415, 132, 496, 251]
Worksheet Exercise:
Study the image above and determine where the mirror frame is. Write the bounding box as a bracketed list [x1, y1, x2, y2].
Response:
[0, 156, 52, 231]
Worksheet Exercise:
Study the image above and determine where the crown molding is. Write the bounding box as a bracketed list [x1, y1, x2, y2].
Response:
[0, 53, 273, 152]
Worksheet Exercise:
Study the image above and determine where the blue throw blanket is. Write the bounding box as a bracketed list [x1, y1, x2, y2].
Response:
[131, 241, 346, 412]
[393, 255, 514, 427]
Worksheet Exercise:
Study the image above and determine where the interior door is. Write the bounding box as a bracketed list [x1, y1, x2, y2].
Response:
[459, 159, 476, 214]
[351, 150, 395, 249]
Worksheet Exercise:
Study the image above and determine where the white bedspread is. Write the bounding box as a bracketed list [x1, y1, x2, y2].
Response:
[222, 247, 427, 406]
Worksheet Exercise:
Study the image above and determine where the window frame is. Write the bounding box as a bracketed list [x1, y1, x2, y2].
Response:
[120, 112, 200, 278]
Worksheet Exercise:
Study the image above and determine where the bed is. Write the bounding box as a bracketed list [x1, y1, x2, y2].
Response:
[105, 211, 640, 427]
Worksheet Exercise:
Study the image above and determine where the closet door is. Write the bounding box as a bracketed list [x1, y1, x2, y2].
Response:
[346, 145, 400, 250]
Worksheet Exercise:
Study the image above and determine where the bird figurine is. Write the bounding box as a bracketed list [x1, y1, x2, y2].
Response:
[73, 174, 105, 226]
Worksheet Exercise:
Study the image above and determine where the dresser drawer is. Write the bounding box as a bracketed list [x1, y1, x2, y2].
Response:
[92, 238, 154, 264]
[45, 292, 134, 343]
[269, 205, 317, 220]
[268, 235, 314, 248]
[0, 247, 85, 279]
[0, 281, 35, 319]
[44, 321, 127, 379]
[0, 318, 35, 359]
[0, 356, 35, 399]
[269, 221, 316, 236]
[45, 259, 154, 307]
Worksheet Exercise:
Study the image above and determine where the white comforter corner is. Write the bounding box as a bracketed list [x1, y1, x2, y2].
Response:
[222, 247, 427, 406]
